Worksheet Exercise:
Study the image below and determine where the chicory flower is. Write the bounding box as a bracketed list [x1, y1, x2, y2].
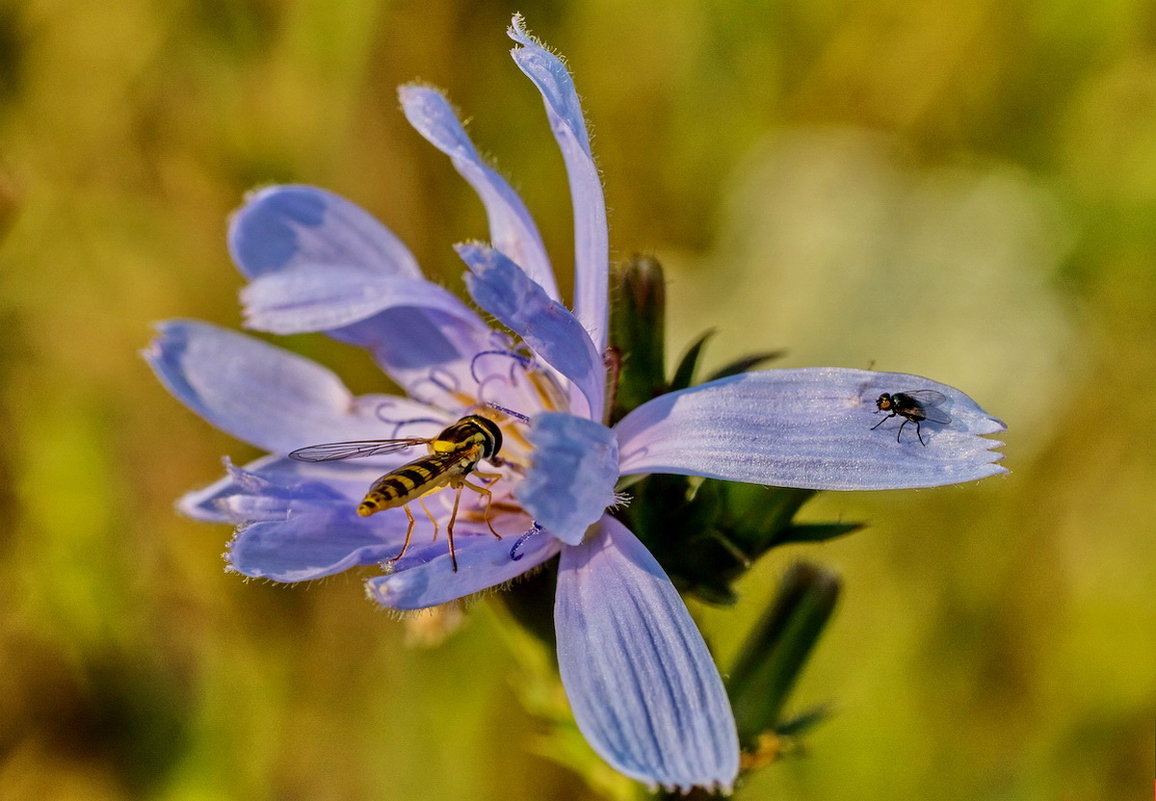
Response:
[146, 14, 1005, 793]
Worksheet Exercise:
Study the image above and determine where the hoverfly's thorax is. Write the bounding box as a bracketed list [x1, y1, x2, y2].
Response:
[435, 415, 499, 458]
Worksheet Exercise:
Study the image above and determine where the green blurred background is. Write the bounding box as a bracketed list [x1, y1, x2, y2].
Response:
[1, 0, 1153, 798]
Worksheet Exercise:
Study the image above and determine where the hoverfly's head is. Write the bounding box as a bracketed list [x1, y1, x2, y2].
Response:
[471, 414, 504, 460]
[875, 393, 894, 412]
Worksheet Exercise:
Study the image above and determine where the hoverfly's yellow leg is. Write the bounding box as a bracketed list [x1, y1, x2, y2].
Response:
[388, 504, 418, 565]
[463, 472, 502, 540]
[418, 496, 439, 542]
[445, 483, 466, 573]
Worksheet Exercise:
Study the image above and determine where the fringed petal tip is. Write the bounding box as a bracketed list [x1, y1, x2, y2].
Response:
[365, 528, 561, 610]
[507, 13, 537, 47]
[227, 509, 409, 583]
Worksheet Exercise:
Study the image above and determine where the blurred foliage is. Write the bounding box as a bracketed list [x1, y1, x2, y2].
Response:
[1, 1, 1155, 800]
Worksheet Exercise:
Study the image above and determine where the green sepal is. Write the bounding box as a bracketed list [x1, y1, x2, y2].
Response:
[770, 521, 863, 546]
[618, 474, 727, 600]
[609, 255, 667, 423]
[668, 329, 714, 392]
[774, 704, 831, 737]
[727, 562, 841, 748]
[704, 349, 786, 382]
[616, 477, 848, 606]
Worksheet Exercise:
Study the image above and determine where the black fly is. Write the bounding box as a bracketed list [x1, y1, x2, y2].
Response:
[871, 390, 951, 446]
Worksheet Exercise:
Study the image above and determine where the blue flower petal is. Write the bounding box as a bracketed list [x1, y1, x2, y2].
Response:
[329, 307, 491, 396]
[399, 84, 558, 299]
[179, 455, 396, 523]
[228, 508, 409, 582]
[366, 524, 561, 610]
[144, 320, 440, 454]
[228, 185, 494, 393]
[229, 184, 421, 279]
[241, 266, 480, 336]
[458, 243, 603, 418]
[514, 413, 619, 545]
[615, 368, 1007, 490]
[508, 15, 609, 352]
[555, 516, 739, 793]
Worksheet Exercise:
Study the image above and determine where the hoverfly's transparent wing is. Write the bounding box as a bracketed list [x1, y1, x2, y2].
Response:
[901, 390, 953, 424]
[288, 438, 429, 462]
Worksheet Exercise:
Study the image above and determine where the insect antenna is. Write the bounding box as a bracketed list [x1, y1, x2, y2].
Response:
[485, 402, 530, 424]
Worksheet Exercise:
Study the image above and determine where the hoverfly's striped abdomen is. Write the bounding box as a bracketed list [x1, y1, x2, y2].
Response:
[357, 453, 461, 516]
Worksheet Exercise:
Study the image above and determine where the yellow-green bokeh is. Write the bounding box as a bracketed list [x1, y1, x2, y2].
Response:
[1, 1, 1152, 799]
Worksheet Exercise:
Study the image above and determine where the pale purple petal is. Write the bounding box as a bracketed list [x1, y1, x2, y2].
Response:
[615, 368, 1007, 490]
[330, 307, 494, 401]
[514, 413, 618, 545]
[366, 524, 561, 609]
[399, 84, 557, 299]
[228, 507, 410, 582]
[555, 516, 738, 792]
[508, 15, 609, 352]
[229, 184, 420, 279]
[459, 243, 603, 418]
[227, 185, 494, 394]
[144, 320, 442, 454]
[179, 455, 398, 523]
[241, 266, 480, 336]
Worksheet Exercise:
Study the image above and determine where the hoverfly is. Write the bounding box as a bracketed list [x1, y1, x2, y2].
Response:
[870, 390, 951, 446]
[288, 415, 505, 572]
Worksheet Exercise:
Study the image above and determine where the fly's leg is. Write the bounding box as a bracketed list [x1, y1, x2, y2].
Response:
[870, 411, 896, 432]
[464, 470, 502, 540]
[388, 504, 418, 565]
[419, 496, 439, 541]
[446, 483, 465, 573]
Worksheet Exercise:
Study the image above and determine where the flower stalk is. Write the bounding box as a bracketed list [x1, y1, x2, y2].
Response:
[727, 562, 842, 749]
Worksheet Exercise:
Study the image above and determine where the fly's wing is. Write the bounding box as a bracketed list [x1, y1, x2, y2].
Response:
[902, 390, 952, 424]
[288, 438, 429, 462]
